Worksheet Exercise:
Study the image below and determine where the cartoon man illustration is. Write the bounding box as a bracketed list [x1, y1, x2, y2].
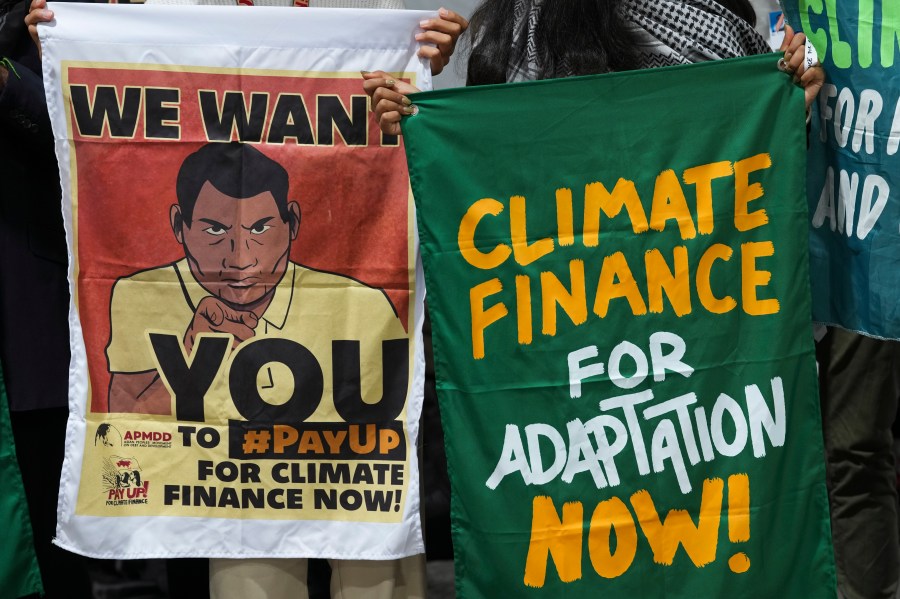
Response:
[105, 141, 407, 415]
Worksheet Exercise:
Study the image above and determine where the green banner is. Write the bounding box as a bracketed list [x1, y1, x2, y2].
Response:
[403, 54, 835, 598]
[0, 363, 43, 598]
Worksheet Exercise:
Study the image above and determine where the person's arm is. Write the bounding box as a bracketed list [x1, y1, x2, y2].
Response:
[362, 7, 467, 135]
[362, 71, 420, 137]
[0, 0, 30, 56]
[415, 7, 468, 76]
[0, 56, 53, 152]
[779, 25, 825, 112]
[108, 371, 172, 414]
[108, 293, 257, 413]
[24, 0, 52, 57]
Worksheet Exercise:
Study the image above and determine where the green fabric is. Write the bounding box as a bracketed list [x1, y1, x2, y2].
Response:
[403, 54, 835, 598]
[0, 363, 43, 598]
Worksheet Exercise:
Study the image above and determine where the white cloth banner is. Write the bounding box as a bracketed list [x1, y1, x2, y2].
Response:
[42, 3, 430, 559]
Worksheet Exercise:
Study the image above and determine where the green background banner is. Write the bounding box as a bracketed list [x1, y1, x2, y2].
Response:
[403, 54, 835, 597]
[0, 363, 43, 598]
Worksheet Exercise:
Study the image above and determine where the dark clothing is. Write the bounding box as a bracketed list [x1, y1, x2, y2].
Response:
[475, 0, 769, 85]
[12, 408, 93, 599]
[817, 328, 900, 599]
[421, 306, 452, 560]
[1, 8, 92, 597]
[0, 48, 71, 412]
[0, 361, 43, 598]
[0, 0, 39, 73]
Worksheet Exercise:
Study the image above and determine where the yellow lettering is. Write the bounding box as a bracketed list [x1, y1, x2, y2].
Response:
[515, 274, 533, 345]
[458, 198, 511, 269]
[273, 425, 299, 453]
[511, 195, 553, 266]
[644, 246, 692, 317]
[470, 278, 508, 360]
[348, 424, 376, 454]
[727, 474, 751, 543]
[541, 259, 587, 336]
[697, 244, 737, 314]
[584, 179, 648, 247]
[298, 430, 325, 454]
[630, 478, 724, 567]
[741, 241, 779, 315]
[322, 430, 346, 454]
[556, 188, 575, 247]
[650, 169, 696, 240]
[727, 473, 752, 574]
[682, 160, 734, 235]
[588, 496, 637, 579]
[524, 496, 583, 588]
[594, 252, 647, 318]
[379, 428, 400, 454]
[734, 154, 772, 232]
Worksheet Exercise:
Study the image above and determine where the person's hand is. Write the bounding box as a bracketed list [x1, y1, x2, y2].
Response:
[184, 296, 259, 353]
[416, 7, 468, 76]
[362, 71, 421, 136]
[24, 0, 54, 58]
[779, 25, 825, 111]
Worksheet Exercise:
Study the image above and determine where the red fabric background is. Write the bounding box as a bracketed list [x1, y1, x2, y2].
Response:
[68, 66, 412, 412]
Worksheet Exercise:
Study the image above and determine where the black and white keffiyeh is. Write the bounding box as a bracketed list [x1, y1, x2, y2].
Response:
[506, 0, 772, 82]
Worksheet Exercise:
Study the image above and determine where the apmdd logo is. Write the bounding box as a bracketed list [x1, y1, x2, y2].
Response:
[94, 423, 122, 447]
[123, 429, 173, 449]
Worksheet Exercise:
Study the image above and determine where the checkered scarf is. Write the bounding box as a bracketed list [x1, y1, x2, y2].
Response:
[506, 0, 772, 82]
